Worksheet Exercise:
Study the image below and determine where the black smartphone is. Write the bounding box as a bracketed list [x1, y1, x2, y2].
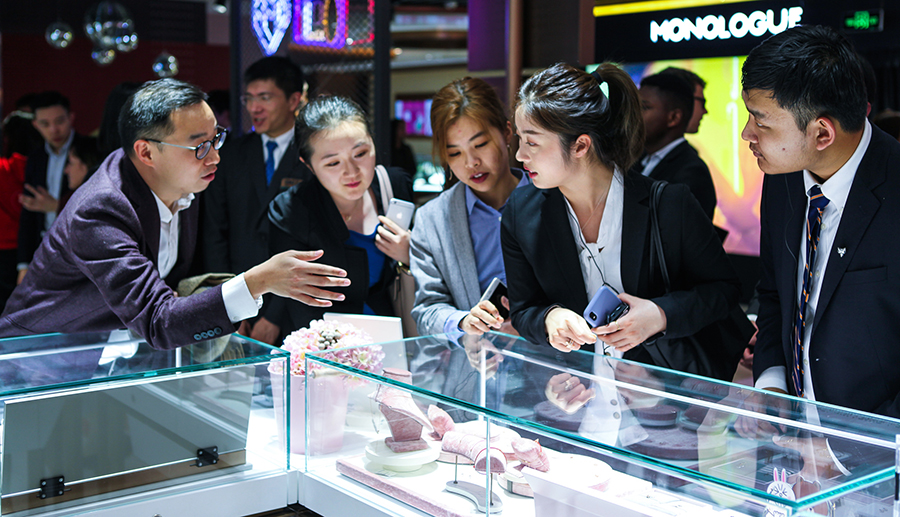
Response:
[479, 277, 509, 319]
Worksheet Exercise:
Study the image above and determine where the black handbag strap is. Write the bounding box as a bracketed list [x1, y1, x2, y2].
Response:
[649, 180, 671, 293]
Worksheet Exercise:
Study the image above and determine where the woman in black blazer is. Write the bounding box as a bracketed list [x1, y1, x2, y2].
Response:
[257, 95, 413, 340]
[502, 63, 741, 371]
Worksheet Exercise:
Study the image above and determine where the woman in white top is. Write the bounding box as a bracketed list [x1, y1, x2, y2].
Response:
[501, 62, 742, 377]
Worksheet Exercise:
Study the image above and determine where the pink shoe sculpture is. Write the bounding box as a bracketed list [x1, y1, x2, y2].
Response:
[372, 368, 434, 452]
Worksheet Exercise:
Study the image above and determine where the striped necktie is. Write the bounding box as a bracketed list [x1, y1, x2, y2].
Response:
[792, 184, 829, 397]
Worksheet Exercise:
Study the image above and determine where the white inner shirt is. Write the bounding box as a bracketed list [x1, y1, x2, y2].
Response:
[261, 127, 295, 174]
[564, 168, 626, 358]
[755, 120, 871, 398]
[640, 136, 685, 177]
[150, 191, 259, 323]
[44, 130, 75, 230]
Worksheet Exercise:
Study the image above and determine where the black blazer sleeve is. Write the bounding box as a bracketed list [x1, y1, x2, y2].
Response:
[647, 182, 741, 338]
[500, 187, 558, 345]
[202, 143, 232, 273]
[17, 150, 48, 266]
[662, 158, 716, 220]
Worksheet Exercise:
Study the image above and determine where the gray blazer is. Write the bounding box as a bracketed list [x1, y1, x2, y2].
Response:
[410, 182, 482, 336]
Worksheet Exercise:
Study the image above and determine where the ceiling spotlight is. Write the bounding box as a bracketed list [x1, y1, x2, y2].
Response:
[212, 0, 227, 14]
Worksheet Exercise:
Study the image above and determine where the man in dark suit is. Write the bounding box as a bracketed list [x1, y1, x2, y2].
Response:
[660, 67, 708, 135]
[634, 73, 717, 220]
[16, 92, 92, 284]
[0, 78, 350, 350]
[745, 26, 900, 417]
[202, 56, 311, 344]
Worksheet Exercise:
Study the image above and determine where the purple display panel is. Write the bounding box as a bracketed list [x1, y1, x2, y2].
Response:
[292, 0, 374, 49]
[395, 98, 433, 137]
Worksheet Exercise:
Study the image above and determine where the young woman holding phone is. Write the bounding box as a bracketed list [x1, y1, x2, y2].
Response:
[257, 95, 413, 341]
[502, 63, 742, 375]
[410, 77, 529, 337]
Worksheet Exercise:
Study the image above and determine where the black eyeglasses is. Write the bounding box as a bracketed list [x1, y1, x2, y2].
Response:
[146, 126, 228, 160]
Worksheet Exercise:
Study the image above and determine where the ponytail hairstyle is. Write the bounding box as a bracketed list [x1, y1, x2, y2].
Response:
[294, 94, 372, 164]
[516, 62, 644, 173]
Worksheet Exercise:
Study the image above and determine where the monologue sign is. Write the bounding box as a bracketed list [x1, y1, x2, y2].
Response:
[650, 7, 803, 43]
[595, 1, 807, 62]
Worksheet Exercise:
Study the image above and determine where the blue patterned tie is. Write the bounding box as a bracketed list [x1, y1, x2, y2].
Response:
[265, 140, 278, 186]
[792, 185, 829, 397]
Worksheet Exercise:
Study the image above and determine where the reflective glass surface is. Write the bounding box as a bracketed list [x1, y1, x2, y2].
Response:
[0, 331, 289, 513]
[306, 332, 900, 514]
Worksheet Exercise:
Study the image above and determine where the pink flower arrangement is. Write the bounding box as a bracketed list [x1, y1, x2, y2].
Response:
[268, 319, 384, 377]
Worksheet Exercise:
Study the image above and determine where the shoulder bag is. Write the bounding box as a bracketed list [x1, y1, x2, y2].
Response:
[374, 165, 419, 338]
[645, 180, 753, 381]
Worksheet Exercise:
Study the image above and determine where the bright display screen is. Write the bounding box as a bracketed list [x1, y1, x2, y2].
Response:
[619, 56, 761, 256]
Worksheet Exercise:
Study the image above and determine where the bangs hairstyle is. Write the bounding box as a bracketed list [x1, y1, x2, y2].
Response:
[742, 25, 868, 133]
[119, 78, 207, 157]
[430, 77, 509, 168]
[516, 62, 644, 173]
[294, 95, 371, 163]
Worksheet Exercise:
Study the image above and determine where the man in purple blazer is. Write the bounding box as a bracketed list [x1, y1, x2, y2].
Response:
[0, 78, 350, 350]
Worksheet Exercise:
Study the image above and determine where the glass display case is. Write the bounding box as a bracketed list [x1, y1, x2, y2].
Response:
[0, 330, 290, 516]
[304, 332, 900, 517]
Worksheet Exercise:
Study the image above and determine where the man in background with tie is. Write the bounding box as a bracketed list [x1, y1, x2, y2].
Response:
[744, 25, 900, 417]
[202, 56, 311, 343]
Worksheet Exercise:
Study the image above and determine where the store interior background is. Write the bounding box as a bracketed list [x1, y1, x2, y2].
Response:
[3, 0, 900, 303]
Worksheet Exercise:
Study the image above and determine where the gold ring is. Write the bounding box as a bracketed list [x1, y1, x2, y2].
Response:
[614, 320, 621, 332]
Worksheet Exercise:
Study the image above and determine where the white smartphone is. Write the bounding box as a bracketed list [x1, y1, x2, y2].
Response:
[478, 277, 509, 319]
[387, 198, 415, 231]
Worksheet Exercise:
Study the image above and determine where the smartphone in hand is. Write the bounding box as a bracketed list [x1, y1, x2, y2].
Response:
[387, 198, 415, 231]
[583, 285, 629, 328]
[479, 277, 509, 319]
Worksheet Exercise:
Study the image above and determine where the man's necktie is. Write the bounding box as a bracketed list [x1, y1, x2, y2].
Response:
[265, 140, 278, 186]
[792, 184, 830, 397]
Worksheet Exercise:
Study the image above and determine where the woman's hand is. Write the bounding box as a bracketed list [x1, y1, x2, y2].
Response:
[460, 299, 504, 335]
[545, 373, 594, 414]
[593, 293, 666, 353]
[545, 307, 596, 353]
[375, 215, 411, 264]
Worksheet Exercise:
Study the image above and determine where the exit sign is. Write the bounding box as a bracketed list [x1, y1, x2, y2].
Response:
[843, 9, 883, 32]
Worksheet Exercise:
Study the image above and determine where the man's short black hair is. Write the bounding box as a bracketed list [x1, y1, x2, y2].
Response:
[244, 56, 306, 96]
[742, 24, 867, 133]
[659, 67, 706, 89]
[640, 73, 694, 132]
[30, 91, 70, 114]
[118, 78, 208, 156]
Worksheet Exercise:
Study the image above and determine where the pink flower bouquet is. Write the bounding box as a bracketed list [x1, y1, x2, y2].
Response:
[268, 319, 384, 378]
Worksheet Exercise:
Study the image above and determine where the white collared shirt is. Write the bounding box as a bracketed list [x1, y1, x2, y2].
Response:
[260, 127, 295, 174]
[756, 120, 872, 398]
[151, 191, 260, 323]
[640, 137, 685, 177]
[44, 130, 75, 229]
[564, 168, 626, 358]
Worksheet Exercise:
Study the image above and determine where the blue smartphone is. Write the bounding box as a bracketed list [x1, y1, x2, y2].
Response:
[583, 286, 628, 328]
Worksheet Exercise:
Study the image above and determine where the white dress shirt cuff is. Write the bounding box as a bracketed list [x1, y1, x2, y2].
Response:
[222, 273, 261, 323]
[755, 365, 788, 392]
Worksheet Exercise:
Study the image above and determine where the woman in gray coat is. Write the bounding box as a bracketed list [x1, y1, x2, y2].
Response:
[410, 77, 529, 337]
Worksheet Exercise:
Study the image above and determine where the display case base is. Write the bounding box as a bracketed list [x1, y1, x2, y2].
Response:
[1, 450, 246, 514]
